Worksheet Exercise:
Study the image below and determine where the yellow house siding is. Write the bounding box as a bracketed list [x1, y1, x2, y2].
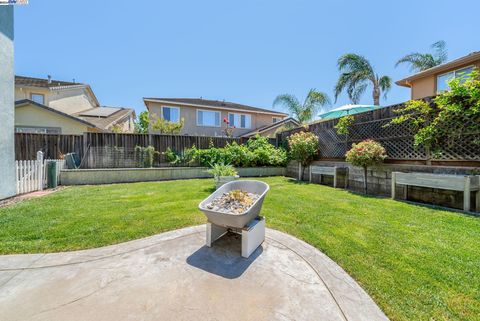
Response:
[15, 86, 97, 114]
[15, 104, 89, 135]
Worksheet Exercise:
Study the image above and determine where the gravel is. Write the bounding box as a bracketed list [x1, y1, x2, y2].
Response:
[206, 190, 260, 215]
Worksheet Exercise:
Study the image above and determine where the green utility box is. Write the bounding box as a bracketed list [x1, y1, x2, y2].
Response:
[47, 161, 58, 188]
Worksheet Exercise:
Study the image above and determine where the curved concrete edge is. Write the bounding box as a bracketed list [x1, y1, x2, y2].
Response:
[266, 228, 389, 321]
[0, 225, 389, 321]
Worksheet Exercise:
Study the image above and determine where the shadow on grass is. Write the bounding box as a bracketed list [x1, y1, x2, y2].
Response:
[287, 178, 480, 217]
[202, 186, 216, 194]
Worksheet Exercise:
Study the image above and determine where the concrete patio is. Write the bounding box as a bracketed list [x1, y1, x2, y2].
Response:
[0, 226, 388, 321]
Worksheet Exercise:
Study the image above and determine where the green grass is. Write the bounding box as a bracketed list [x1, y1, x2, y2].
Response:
[1, 177, 479, 320]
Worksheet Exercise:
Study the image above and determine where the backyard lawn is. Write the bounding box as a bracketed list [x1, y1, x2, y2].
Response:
[1, 177, 479, 321]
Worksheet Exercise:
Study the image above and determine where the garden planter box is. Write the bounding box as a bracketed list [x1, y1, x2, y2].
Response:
[60, 167, 285, 185]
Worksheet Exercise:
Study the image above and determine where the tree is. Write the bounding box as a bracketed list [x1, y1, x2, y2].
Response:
[273, 89, 330, 124]
[345, 140, 387, 194]
[151, 114, 184, 134]
[334, 115, 355, 150]
[110, 124, 124, 133]
[334, 54, 391, 106]
[395, 41, 447, 72]
[287, 131, 319, 180]
[135, 111, 150, 134]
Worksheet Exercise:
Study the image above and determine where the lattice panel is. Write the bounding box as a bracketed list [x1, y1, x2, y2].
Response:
[278, 102, 480, 162]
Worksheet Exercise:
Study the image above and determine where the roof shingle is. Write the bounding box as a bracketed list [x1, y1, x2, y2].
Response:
[144, 97, 288, 116]
[15, 75, 82, 88]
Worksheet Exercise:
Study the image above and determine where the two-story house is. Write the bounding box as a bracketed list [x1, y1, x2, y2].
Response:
[15, 75, 136, 135]
[396, 51, 480, 99]
[144, 98, 298, 138]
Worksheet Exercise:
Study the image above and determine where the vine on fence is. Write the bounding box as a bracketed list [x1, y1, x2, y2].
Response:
[389, 70, 480, 158]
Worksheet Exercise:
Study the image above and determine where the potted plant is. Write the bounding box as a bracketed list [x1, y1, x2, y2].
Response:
[207, 163, 239, 189]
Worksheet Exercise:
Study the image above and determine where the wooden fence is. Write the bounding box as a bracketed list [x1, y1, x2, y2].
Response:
[81, 133, 245, 168]
[15, 132, 251, 168]
[15, 133, 83, 160]
[277, 101, 480, 165]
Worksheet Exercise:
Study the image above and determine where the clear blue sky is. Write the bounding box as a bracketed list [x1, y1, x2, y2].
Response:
[14, 0, 480, 118]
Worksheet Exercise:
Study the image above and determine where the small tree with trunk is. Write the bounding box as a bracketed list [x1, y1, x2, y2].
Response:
[287, 131, 319, 180]
[345, 140, 386, 194]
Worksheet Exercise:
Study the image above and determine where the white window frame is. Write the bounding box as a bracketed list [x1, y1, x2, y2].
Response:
[272, 117, 282, 123]
[30, 93, 45, 105]
[436, 65, 475, 93]
[15, 126, 61, 134]
[160, 106, 180, 123]
[228, 112, 252, 129]
[196, 109, 221, 127]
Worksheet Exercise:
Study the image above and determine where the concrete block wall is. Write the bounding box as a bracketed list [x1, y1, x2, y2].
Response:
[61, 167, 286, 186]
[287, 160, 479, 211]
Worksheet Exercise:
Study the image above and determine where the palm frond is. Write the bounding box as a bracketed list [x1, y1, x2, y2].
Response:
[348, 82, 368, 104]
[338, 53, 374, 76]
[379, 75, 392, 99]
[431, 40, 447, 64]
[273, 94, 301, 119]
[303, 89, 331, 119]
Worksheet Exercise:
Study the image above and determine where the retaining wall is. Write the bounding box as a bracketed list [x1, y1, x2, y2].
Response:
[287, 160, 479, 212]
[60, 167, 285, 185]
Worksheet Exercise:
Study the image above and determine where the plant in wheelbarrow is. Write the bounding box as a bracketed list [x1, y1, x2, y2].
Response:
[207, 162, 239, 189]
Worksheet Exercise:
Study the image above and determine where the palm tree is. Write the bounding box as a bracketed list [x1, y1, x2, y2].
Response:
[334, 54, 391, 106]
[396, 41, 447, 72]
[273, 89, 330, 124]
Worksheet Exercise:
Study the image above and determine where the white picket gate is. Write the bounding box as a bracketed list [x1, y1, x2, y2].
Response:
[15, 151, 65, 195]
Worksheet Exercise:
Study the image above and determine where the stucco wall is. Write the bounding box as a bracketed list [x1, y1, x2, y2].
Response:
[410, 60, 480, 100]
[60, 167, 285, 185]
[0, 6, 15, 199]
[15, 86, 96, 114]
[15, 103, 90, 135]
[147, 101, 284, 137]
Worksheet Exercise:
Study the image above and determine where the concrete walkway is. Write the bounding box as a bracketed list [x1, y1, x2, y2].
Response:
[0, 226, 388, 321]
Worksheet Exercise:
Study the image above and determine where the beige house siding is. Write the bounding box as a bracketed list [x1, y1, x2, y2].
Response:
[15, 104, 92, 135]
[401, 60, 480, 100]
[147, 101, 284, 137]
[15, 86, 97, 114]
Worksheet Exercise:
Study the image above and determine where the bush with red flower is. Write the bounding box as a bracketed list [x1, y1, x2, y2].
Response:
[345, 140, 387, 193]
[287, 131, 319, 180]
[223, 118, 236, 138]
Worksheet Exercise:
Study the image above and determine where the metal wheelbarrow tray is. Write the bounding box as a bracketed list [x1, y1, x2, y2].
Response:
[198, 180, 270, 229]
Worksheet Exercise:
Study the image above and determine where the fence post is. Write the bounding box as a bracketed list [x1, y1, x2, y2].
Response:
[37, 151, 44, 191]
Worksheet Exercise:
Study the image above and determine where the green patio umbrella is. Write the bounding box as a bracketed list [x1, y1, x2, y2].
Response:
[319, 104, 381, 120]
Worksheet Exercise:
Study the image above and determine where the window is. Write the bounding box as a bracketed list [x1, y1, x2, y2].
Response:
[197, 109, 220, 127]
[161, 106, 180, 123]
[437, 66, 474, 93]
[30, 93, 45, 104]
[228, 113, 251, 129]
[272, 117, 281, 123]
[15, 126, 61, 134]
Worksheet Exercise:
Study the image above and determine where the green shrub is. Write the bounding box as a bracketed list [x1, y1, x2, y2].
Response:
[207, 163, 238, 177]
[287, 131, 319, 179]
[186, 135, 287, 167]
[345, 139, 387, 193]
[389, 70, 480, 158]
[134, 145, 156, 168]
